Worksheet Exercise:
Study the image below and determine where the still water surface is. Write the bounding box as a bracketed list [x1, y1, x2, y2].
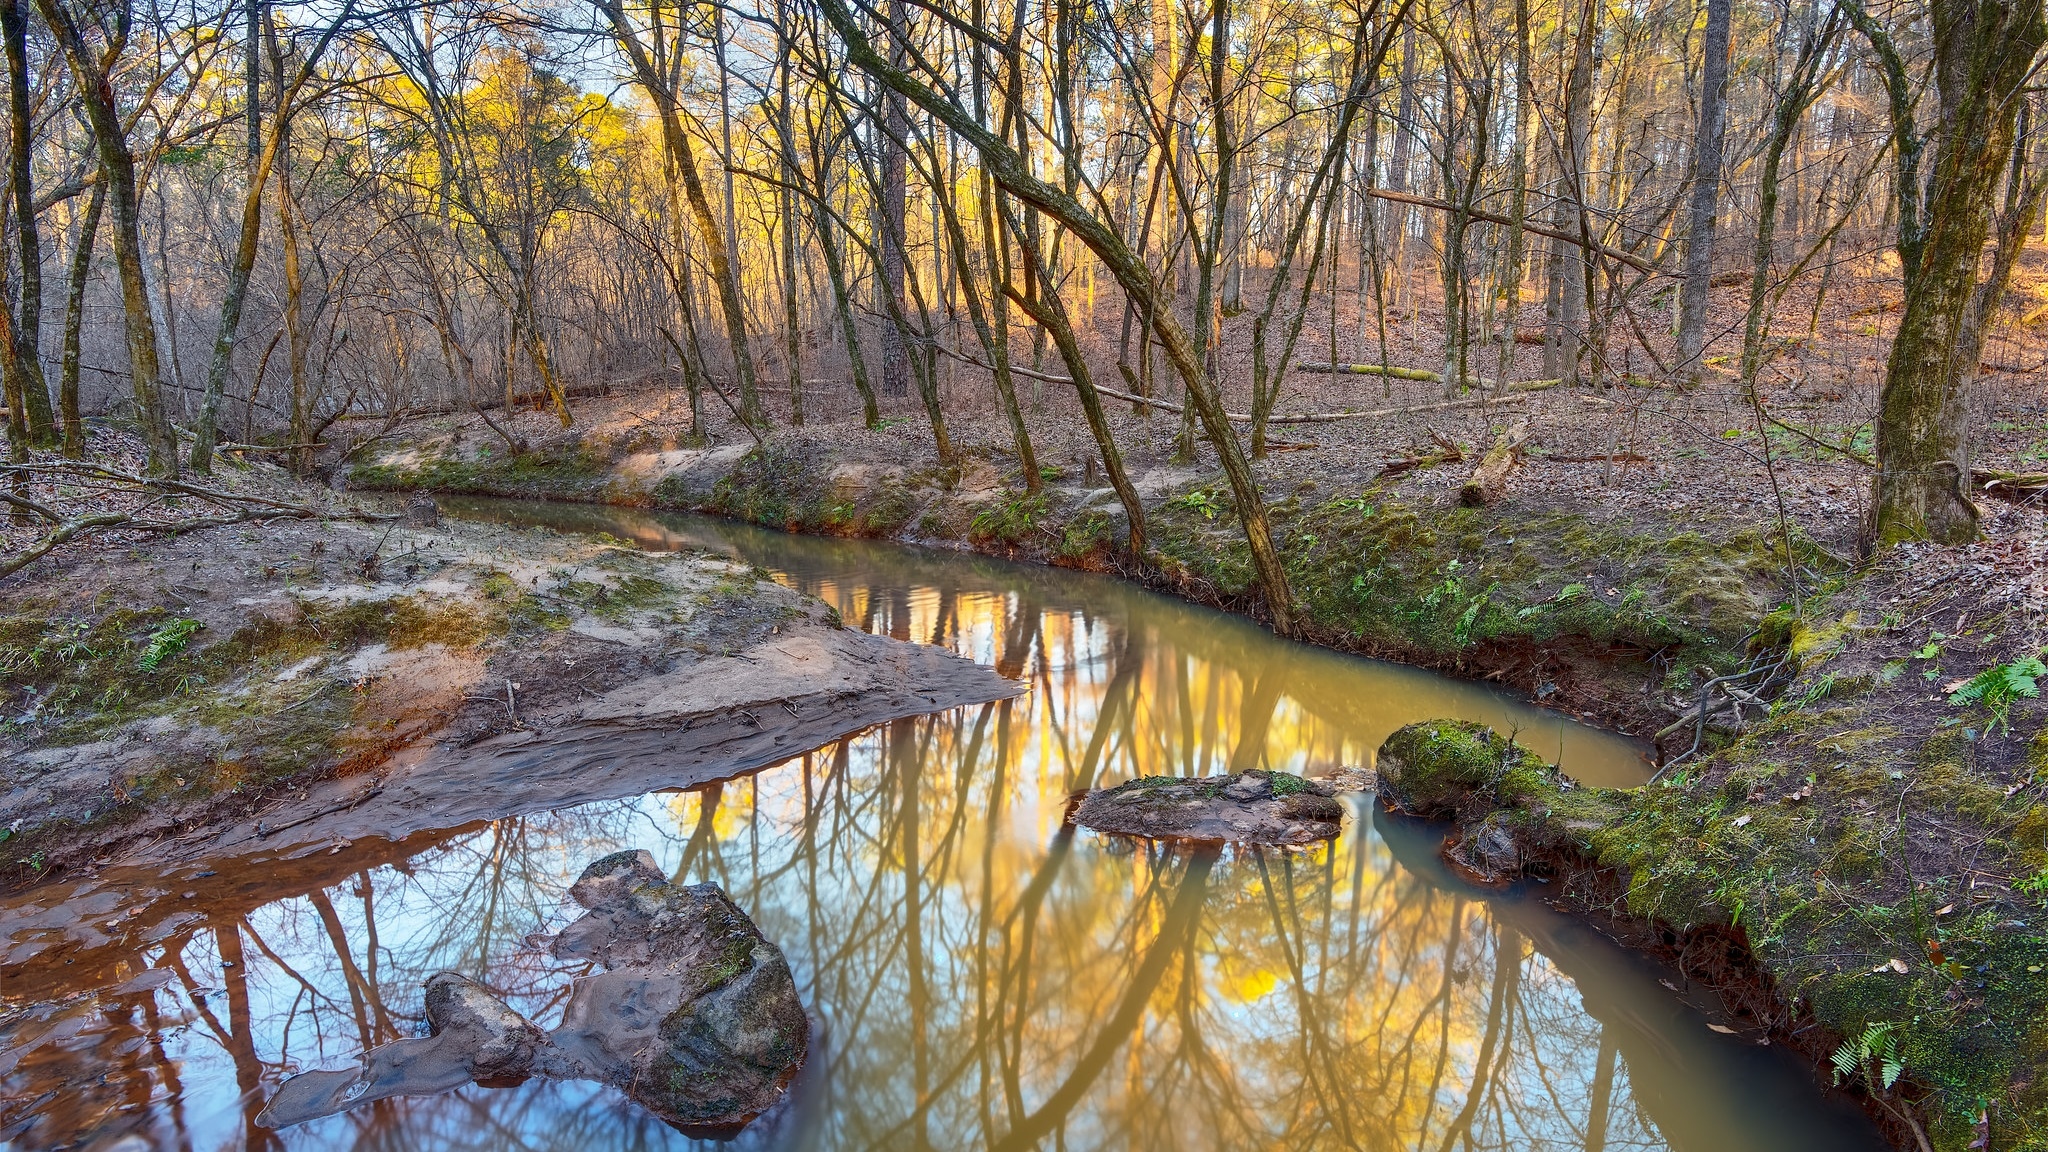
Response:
[0, 500, 1882, 1151]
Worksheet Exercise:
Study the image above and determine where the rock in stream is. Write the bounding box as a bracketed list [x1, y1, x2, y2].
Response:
[257, 849, 808, 1134]
[1071, 769, 1362, 845]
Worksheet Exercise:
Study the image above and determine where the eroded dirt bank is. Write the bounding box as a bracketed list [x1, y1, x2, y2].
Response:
[0, 512, 1018, 894]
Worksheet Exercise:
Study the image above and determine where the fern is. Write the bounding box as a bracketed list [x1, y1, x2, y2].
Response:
[1831, 1022, 1905, 1091]
[1167, 489, 1225, 520]
[1948, 653, 2046, 735]
[139, 618, 203, 674]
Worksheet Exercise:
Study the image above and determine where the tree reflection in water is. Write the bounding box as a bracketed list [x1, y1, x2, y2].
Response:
[0, 510, 1880, 1152]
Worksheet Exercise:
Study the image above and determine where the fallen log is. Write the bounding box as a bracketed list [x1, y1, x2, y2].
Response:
[1976, 468, 2048, 503]
[1460, 418, 1530, 506]
[1089, 381, 1532, 425]
[1297, 361, 1565, 393]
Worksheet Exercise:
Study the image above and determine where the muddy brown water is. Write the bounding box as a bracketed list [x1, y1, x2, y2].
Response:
[1, 498, 1883, 1152]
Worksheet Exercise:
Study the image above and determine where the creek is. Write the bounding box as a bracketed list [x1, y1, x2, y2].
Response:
[0, 498, 1883, 1151]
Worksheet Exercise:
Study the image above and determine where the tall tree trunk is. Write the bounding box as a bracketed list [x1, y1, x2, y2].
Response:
[1851, 0, 2046, 547]
[36, 0, 178, 475]
[1676, 0, 1731, 383]
[809, 139, 879, 425]
[58, 181, 103, 458]
[775, 21, 805, 426]
[1005, 205, 1148, 554]
[1494, 0, 1533, 386]
[1, 0, 51, 444]
[878, 0, 912, 397]
[278, 157, 314, 475]
[191, 2, 344, 470]
[1551, 0, 1597, 386]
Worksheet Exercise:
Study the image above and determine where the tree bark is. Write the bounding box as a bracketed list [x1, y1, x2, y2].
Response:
[1850, 0, 2046, 547]
[1675, 0, 1731, 382]
[599, 0, 766, 430]
[58, 181, 102, 458]
[878, 0, 912, 398]
[190, 1, 346, 471]
[1, 0, 51, 444]
[36, 0, 178, 475]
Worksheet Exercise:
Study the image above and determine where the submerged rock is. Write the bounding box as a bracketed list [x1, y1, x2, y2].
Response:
[257, 850, 807, 1135]
[1071, 769, 1361, 845]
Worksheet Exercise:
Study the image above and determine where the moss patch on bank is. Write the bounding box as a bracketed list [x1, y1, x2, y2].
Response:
[1147, 478, 1825, 700]
[1381, 546, 2048, 1152]
[350, 438, 621, 502]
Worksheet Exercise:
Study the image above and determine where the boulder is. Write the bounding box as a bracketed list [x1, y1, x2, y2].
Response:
[1071, 769, 1363, 846]
[258, 849, 807, 1135]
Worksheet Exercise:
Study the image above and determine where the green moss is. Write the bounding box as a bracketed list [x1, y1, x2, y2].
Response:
[350, 441, 614, 500]
[968, 491, 1050, 547]
[715, 444, 823, 528]
[1056, 510, 1114, 562]
[1150, 493, 1814, 675]
[1790, 611, 1858, 668]
[1377, 720, 1512, 814]
[1267, 771, 1308, 797]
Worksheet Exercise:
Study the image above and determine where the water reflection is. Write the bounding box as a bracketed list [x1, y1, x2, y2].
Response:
[0, 503, 1881, 1151]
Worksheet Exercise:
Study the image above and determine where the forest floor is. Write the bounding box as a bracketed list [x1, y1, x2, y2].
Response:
[330, 255, 2048, 1150]
[0, 459, 1014, 894]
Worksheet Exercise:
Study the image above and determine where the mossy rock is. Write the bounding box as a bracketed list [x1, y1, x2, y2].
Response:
[1376, 719, 1627, 882]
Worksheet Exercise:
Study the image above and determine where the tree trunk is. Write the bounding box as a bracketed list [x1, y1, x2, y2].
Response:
[1493, 0, 1533, 388]
[191, 3, 344, 471]
[36, 0, 177, 475]
[1, 0, 51, 444]
[775, 20, 805, 426]
[599, 0, 765, 430]
[58, 181, 103, 458]
[1854, 0, 2046, 547]
[878, 0, 912, 398]
[1675, 0, 1731, 383]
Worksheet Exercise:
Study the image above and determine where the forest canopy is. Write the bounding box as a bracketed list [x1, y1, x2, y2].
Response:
[2, 0, 2043, 623]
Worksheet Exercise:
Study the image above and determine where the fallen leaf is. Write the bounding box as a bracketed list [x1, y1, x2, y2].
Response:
[1707, 1023, 1737, 1034]
[1871, 957, 1909, 974]
[1936, 903, 1955, 916]
[1731, 814, 1753, 827]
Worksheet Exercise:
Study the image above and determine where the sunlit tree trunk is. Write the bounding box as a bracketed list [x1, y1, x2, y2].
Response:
[878, 0, 912, 398]
[600, 0, 765, 430]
